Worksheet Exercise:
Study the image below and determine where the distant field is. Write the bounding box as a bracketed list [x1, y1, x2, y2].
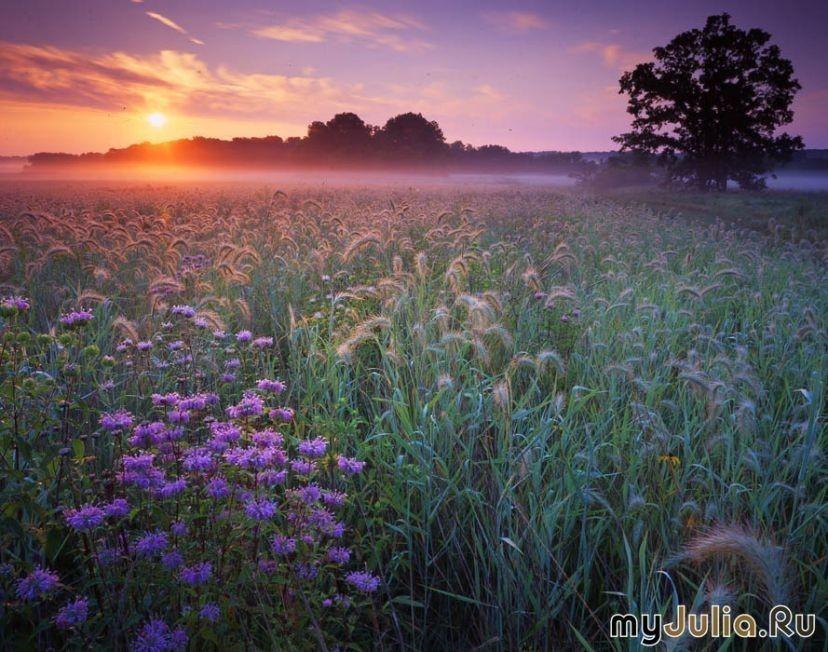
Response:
[600, 187, 828, 242]
[0, 182, 825, 649]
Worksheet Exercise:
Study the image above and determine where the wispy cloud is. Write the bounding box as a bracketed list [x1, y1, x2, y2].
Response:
[0, 41, 365, 119]
[571, 41, 649, 71]
[482, 11, 549, 33]
[253, 9, 431, 52]
[146, 11, 204, 46]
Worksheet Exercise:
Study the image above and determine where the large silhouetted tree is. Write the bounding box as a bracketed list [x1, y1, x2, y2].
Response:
[377, 112, 446, 160]
[325, 113, 371, 144]
[614, 13, 803, 191]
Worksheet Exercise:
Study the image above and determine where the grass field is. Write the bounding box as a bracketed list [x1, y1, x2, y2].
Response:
[0, 181, 825, 649]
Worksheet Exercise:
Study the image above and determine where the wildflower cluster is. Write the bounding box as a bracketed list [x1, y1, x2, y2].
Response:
[1, 298, 378, 648]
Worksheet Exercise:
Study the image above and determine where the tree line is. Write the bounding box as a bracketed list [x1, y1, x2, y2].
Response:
[27, 112, 585, 173]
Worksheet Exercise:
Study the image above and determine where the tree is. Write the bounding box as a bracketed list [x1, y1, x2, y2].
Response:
[377, 113, 446, 161]
[324, 113, 372, 159]
[614, 13, 803, 191]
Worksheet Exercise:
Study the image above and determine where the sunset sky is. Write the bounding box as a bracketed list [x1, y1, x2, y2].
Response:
[1, 0, 826, 155]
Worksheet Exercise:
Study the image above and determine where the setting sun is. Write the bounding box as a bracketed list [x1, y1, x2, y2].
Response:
[147, 112, 167, 128]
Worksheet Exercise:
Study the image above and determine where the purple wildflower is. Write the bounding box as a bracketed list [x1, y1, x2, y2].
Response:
[96, 546, 119, 566]
[258, 559, 278, 574]
[294, 562, 318, 581]
[271, 535, 297, 556]
[123, 453, 156, 472]
[104, 498, 130, 519]
[252, 336, 273, 348]
[257, 469, 287, 487]
[205, 477, 230, 499]
[298, 437, 327, 459]
[100, 409, 134, 432]
[337, 456, 366, 475]
[64, 504, 105, 531]
[210, 421, 241, 443]
[16, 567, 60, 601]
[166, 409, 190, 424]
[226, 391, 265, 419]
[270, 407, 295, 422]
[256, 378, 286, 394]
[155, 478, 187, 499]
[180, 562, 212, 586]
[322, 490, 347, 507]
[134, 620, 188, 652]
[235, 330, 252, 343]
[161, 549, 184, 570]
[345, 570, 380, 593]
[245, 499, 277, 521]
[296, 484, 322, 505]
[135, 531, 169, 558]
[54, 597, 89, 629]
[176, 395, 202, 411]
[199, 603, 221, 623]
[326, 547, 350, 565]
[59, 310, 93, 327]
[0, 295, 30, 314]
[183, 447, 214, 472]
[291, 459, 316, 475]
[129, 422, 166, 448]
[251, 428, 284, 448]
[170, 627, 188, 651]
[170, 304, 196, 318]
[151, 393, 180, 407]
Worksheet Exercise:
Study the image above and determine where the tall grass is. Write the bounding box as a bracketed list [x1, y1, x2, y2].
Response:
[1, 183, 825, 648]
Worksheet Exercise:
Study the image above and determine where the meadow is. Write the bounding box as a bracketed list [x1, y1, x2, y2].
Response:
[0, 181, 825, 650]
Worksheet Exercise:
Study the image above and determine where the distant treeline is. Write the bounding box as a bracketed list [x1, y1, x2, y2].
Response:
[780, 149, 828, 171]
[26, 112, 586, 173]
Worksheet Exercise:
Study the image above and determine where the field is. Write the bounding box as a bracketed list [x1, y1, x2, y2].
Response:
[0, 181, 825, 650]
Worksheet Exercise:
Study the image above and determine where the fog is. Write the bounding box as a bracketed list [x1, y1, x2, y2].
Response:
[765, 172, 828, 191]
[1, 163, 827, 192]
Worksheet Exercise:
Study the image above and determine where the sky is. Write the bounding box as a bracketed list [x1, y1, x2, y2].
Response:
[0, 0, 826, 155]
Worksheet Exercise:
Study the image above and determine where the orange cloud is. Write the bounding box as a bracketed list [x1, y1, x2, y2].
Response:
[572, 41, 650, 71]
[145, 11, 204, 45]
[482, 11, 549, 33]
[0, 41, 364, 119]
[253, 9, 431, 52]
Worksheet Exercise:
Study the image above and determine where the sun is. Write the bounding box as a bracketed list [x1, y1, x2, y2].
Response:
[147, 112, 167, 128]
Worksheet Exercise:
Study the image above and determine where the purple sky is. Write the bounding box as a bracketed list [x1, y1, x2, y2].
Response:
[0, 0, 825, 155]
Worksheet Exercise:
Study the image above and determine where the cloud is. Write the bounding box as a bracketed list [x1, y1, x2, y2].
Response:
[482, 11, 548, 33]
[377, 81, 514, 124]
[0, 41, 368, 120]
[146, 11, 204, 45]
[572, 41, 649, 71]
[253, 9, 431, 52]
[475, 84, 506, 101]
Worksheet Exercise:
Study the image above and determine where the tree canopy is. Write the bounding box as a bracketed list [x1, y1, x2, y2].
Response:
[614, 13, 803, 190]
